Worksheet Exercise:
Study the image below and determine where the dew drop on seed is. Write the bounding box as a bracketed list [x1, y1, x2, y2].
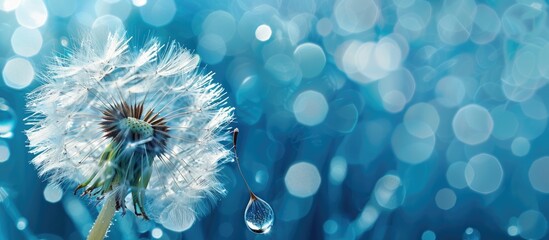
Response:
[244, 194, 274, 234]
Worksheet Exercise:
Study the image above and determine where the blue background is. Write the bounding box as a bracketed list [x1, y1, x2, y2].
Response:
[1, 0, 549, 239]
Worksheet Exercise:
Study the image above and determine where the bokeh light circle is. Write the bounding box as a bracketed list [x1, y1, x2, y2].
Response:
[43, 183, 63, 203]
[284, 162, 321, 198]
[518, 210, 548, 240]
[15, 0, 48, 29]
[374, 174, 405, 210]
[404, 103, 440, 138]
[255, 24, 272, 42]
[529, 157, 549, 193]
[0, 140, 10, 163]
[452, 104, 493, 145]
[293, 90, 329, 126]
[0, 0, 21, 12]
[391, 124, 435, 164]
[465, 153, 503, 194]
[435, 188, 457, 210]
[139, 0, 176, 27]
[3, 58, 34, 89]
[446, 161, 468, 189]
[435, 76, 465, 108]
[511, 137, 530, 157]
[421, 230, 436, 240]
[11, 27, 43, 57]
[334, 0, 378, 33]
[293, 43, 326, 78]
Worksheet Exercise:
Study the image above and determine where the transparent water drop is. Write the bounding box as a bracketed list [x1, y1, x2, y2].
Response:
[233, 129, 275, 234]
[244, 194, 274, 234]
[0, 99, 16, 137]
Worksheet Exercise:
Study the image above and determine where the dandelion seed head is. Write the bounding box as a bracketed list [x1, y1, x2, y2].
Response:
[26, 32, 234, 231]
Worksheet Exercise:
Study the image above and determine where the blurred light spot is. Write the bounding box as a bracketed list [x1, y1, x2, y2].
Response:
[95, 0, 132, 20]
[465, 153, 503, 194]
[520, 95, 548, 120]
[323, 219, 338, 234]
[15, 0, 48, 29]
[91, 15, 124, 40]
[293, 90, 329, 126]
[529, 157, 549, 193]
[421, 230, 436, 240]
[491, 106, 518, 140]
[151, 227, 163, 239]
[463, 227, 480, 240]
[0, 101, 16, 137]
[507, 225, 519, 236]
[0, 0, 20, 11]
[435, 76, 465, 108]
[132, 0, 147, 7]
[471, 4, 500, 44]
[255, 24, 272, 42]
[255, 169, 268, 185]
[47, 0, 76, 17]
[392, 124, 435, 164]
[375, 37, 402, 71]
[3, 58, 34, 89]
[446, 161, 468, 189]
[316, 18, 332, 36]
[0, 140, 10, 163]
[329, 156, 347, 185]
[374, 174, 404, 210]
[518, 210, 548, 239]
[396, 0, 431, 32]
[11, 27, 42, 57]
[197, 34, 226, 65]
[0, 187, 7, 202]
[404, 103, 439, 138]
[202, 11, 236, 42]
[293, 43, 326, 78]
[436, 0, 476, 45]
[435, 188, 456, 210]
[378, 68, 416, 113]
[334, 0, 378, 33]
[539, 43, 549, 79]
[265, 54, 300, 82]
[16, 218, 27, 230]
[140, 0, 176, 27]
[357, 205, 379, 231]
[43, 183, 63, 203]
[501, 3, 545, 41]
[357, 41, 388, 80]
[279, 194, 313, 221]
[60, 37, 68, 47]
[511, 137, 530, 157]
[284, 162, 321, 198]
[453, 104, 493, 145]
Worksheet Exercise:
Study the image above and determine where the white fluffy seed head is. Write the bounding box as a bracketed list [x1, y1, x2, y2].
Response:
[26, 32, 234, 231]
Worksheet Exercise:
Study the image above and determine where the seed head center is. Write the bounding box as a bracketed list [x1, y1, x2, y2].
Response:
[120, 117, 154, 139]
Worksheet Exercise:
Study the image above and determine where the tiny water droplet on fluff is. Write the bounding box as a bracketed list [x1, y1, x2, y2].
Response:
[244, 194, 274, 234]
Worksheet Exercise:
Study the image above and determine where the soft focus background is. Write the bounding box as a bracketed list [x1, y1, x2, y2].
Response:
[1, 0, 549, 239]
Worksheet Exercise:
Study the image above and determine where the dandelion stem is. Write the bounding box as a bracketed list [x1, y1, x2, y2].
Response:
[232, 128, 254, 195]
[87, 194, 116, 240]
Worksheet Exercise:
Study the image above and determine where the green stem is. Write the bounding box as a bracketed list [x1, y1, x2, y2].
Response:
[87, 195, 116, 240]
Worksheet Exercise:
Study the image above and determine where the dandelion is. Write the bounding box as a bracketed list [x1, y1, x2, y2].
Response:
[26, 32, 234, 239]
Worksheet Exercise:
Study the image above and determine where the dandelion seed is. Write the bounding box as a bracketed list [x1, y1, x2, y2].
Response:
[26, 32, 234, 238]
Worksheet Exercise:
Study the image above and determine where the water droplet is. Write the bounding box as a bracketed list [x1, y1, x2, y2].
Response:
[244, 194, 274, 234]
